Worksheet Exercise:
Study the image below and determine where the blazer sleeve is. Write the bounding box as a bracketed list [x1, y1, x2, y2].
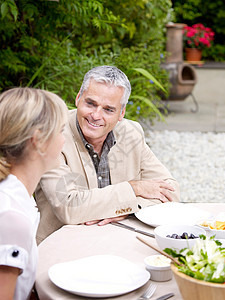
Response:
[139, 129, 180, 204]
[110, 120, 180, 209]
[36, 153, 141, 225]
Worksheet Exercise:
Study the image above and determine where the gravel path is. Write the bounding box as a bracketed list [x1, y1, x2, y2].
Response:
[145, 130, 225, 203]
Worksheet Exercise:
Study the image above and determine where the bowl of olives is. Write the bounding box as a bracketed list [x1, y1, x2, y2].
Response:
[154, 224, 206, 251]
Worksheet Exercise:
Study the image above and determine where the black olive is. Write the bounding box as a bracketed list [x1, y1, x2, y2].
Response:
[171, 233, 179, 239]
[166, 232, 198, 239]
[190, 233, 197, 239]
[181, 232, 189, 239]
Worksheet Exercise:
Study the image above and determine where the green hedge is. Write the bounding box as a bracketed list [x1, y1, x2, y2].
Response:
[0, 0, 172, 121]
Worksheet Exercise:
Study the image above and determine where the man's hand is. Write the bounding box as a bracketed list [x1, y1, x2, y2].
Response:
[129, 179, 175, 202]
[85, 215, 128, 226]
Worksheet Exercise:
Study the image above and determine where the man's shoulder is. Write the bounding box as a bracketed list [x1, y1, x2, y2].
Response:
[114, 118, 144, 134]
[62, 109, 80, 149]
[68, 108, 77, 119]
[65, 109, 77, 135]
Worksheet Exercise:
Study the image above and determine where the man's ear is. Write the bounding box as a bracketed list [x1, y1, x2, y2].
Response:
[75, 91, 81, 107]
[118, 106, 126, 121]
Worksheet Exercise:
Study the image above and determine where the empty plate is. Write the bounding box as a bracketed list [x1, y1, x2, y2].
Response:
[48, 255, 150, 297]
[135, 202, 212, 227]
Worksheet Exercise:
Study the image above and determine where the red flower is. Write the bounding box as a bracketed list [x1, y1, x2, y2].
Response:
[183, 23, 215, 49]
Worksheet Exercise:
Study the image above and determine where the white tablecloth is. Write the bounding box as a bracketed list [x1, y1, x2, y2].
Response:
[36, 203, 225, 300]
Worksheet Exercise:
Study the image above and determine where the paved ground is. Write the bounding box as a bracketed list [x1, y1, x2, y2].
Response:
[150, 67, 225, 132]
[142, 65, 225, 204]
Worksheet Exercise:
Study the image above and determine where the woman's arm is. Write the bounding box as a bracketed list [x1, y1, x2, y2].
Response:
[0, 265, 20, 300]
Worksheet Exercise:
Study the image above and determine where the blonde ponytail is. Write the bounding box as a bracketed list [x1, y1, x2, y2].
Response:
[0, 156, 11, 181]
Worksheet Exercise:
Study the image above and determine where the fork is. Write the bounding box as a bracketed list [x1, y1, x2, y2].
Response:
[137, 283, 157, 300]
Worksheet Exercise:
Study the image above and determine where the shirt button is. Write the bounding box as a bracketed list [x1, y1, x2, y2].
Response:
[98, 176, 102, 180]
[12, 250, 19, 257]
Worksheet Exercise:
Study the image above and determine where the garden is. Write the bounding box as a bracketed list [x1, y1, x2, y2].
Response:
[0, 0, 224, 123]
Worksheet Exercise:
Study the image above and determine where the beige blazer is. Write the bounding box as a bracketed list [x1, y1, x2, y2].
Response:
[35, 110, 179, 243]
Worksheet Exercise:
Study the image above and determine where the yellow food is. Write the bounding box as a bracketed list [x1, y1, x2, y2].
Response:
[199, 220, 225, 230]
[199, 221, 213, 228]
[215, 221, 225, 230]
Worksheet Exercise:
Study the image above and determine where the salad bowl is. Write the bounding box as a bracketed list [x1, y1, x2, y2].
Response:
[171, 264, 225, 300]
[168, 236, 225, 300]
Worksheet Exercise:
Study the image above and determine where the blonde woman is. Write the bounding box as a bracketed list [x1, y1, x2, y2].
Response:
[0, 87, 68, 300]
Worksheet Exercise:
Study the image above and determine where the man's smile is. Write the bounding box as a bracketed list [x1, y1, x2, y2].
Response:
[86, 118, 103, 128]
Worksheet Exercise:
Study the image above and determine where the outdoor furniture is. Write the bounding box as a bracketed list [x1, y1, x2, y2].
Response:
[35, 203, 225, 300]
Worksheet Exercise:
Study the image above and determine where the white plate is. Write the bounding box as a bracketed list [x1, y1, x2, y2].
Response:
[135, 202, 212, 227]
[48, 255, 150, 298]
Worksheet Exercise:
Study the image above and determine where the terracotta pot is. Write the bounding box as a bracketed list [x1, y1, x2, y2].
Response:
[185, 48, 202, 62]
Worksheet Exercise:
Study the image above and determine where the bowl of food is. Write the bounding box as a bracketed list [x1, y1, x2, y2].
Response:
[171, 264, 225, 300]
[197, 220, 225, 239]
[168, 236, 225, 300]
[154, 224, 206, 251]
[144, 255, 172, 282]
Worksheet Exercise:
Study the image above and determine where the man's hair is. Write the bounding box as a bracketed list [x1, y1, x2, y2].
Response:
[78, 66, 131, 108]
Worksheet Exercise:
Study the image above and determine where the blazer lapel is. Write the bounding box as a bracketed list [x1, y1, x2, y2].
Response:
[69, 110, 98, 189]
[109, 123, 126, 184]
[76, 143, 98, 189]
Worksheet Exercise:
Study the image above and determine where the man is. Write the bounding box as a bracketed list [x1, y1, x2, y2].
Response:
[35, 66, 179, 244]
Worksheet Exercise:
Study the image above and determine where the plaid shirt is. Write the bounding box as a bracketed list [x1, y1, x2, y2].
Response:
[76, 119, 116, 188]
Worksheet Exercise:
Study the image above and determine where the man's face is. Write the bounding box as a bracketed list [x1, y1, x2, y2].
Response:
[76, 79, 126, 145]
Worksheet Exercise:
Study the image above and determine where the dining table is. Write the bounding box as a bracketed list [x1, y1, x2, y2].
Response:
[35, 202, 225, 300]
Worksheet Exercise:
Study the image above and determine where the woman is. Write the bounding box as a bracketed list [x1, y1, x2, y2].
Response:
[0, 87, 68, 300]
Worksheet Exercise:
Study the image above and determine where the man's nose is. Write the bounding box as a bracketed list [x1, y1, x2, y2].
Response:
[91, 107, 102, 119]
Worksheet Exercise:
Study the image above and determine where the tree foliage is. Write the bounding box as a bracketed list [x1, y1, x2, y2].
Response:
[0, 0, 172, 121]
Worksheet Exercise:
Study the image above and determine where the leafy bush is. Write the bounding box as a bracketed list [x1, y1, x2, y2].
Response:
[0, 0, 172, 122]
[115, 45, 169, 121]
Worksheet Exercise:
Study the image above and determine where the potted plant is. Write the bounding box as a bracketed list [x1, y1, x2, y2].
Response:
[183, 23, 215, 62]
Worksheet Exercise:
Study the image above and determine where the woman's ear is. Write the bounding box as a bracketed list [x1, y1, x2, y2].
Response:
[30, 130, 45, 155]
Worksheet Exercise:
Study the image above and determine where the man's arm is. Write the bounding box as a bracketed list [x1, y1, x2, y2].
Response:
[37, 157, 140, 225]
[129, 179, 175, 202]
[83, 121, 180, 226]
[127, 121, 180, 204]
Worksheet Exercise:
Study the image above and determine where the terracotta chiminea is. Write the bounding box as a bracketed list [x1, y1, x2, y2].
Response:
[161, 23, 198, 111]
[166, 23, 185, 63]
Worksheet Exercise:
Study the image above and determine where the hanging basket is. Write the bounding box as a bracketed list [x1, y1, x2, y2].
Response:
[185, 48, 202, 62]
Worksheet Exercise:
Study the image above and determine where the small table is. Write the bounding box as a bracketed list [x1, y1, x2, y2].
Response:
[36, 203, 225, 300]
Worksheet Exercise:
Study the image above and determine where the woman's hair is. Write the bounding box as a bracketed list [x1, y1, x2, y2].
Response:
[0, 87, 68, 181]
[78, 66, 131, 109]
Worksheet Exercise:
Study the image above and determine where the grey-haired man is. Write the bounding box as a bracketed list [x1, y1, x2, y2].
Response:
[35, 65, 179, 243]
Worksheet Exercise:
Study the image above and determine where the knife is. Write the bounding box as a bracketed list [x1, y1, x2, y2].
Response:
[111, 222, 155, 238]
[156, 293, 175, 300]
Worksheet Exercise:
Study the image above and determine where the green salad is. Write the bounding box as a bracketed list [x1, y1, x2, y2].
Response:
[164, 235, 225, 283]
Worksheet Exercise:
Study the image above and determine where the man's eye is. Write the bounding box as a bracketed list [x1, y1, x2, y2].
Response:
[87, 101, 94, 106]
[104, 108, 114, 113]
